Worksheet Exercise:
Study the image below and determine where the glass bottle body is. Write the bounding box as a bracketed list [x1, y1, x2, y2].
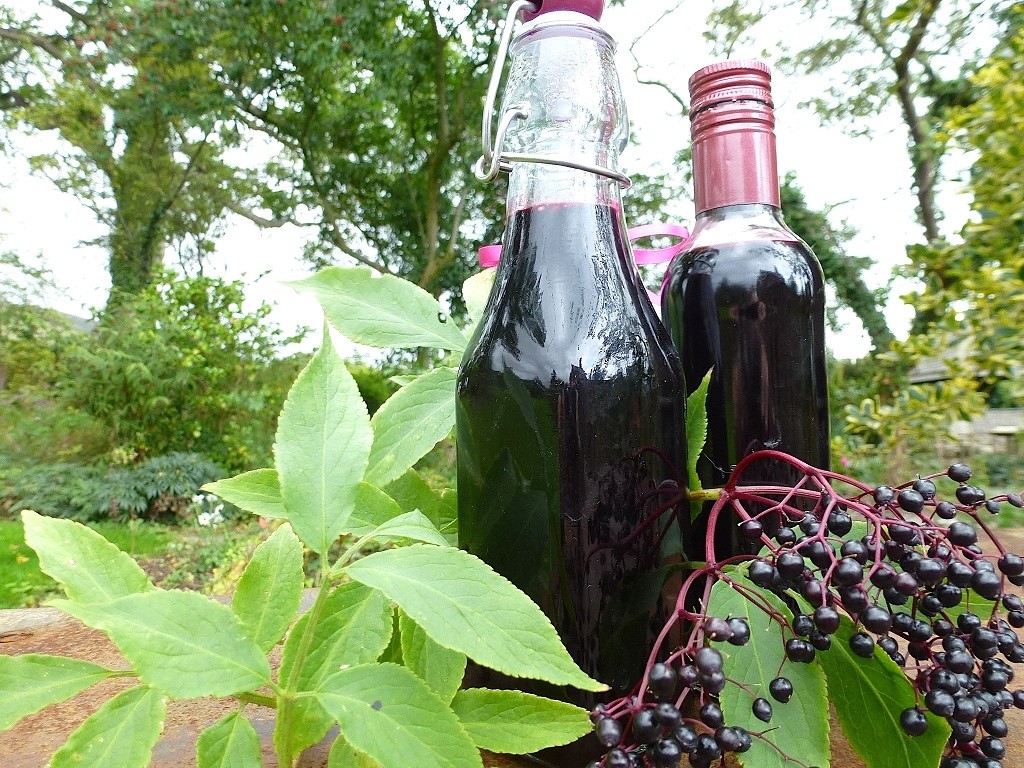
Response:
[663, 204, 830, 558]
[457, 182, 683, 703]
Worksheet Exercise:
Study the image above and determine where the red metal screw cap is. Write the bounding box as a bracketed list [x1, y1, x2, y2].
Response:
[688, 59, 772, 116]
[521, 0, 604, 22]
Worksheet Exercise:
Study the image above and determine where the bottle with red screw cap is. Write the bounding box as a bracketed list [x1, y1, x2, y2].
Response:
[457, 0, 684, 721]
[662, 60, 830, 560]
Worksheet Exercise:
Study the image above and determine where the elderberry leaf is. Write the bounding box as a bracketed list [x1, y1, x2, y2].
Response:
[232, 522, 304, 652]
[0, 654, 113, 731]
[351, 510, 450, 551]
[462, 269, 495, 328]
[275, 583, 393, 760]
[384, 470, 458, 545]
[52, 591, 272, 698]
[21, 510, 152, 604]
[202, 468, 286, 520]
[50, 685, 165, 768]
[315, 663, 482, 768]
[344, 482, 405, 536]
[328, 737, 381, 768]
[346, 545, 605, 691]
[366, 367, 458, 487]
[400, 610, 467, 703]
[276, 328, 372, 554]
[289, 267, 468, 351]
[817, 617, 950, 768]
[450, 688, 591, 754]
[685, 371, 713, 494]
[709, 575, 829, 768]
[196, 711, 261, 768]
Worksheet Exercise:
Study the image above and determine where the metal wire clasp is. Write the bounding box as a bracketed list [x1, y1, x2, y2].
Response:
[474, 0, 632, 189]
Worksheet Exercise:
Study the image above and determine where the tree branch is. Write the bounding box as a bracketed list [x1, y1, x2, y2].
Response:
[226, 202, 309, 229]
[50, 0, 90, 25]
[0, 26, 66, 60]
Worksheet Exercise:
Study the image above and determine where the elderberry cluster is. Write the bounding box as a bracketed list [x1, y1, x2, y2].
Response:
[589, 453, 1024, 768]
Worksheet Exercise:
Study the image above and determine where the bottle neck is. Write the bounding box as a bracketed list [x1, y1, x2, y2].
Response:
[685, 203, 799, 251]
[507, 163, 622, 215]
[690, 100, 780, 214]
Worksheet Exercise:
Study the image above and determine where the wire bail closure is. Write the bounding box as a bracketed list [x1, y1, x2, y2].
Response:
[474, 0, 632, 189]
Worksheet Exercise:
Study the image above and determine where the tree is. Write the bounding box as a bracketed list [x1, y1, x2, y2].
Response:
[0, 0, 243, 306]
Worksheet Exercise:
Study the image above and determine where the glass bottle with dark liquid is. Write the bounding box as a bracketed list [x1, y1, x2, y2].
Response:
[663, 60, 830, 561]
[457, 0, 684, 723]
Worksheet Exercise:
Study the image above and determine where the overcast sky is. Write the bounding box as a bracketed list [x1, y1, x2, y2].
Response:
[0, 1, 976, 360]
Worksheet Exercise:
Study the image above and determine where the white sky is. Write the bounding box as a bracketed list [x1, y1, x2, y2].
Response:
[0, 1, 975, 360]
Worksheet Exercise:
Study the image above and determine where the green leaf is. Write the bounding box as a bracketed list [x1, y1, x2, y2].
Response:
[203, 469, 286, 520]
[276, 329, 373, 554]
[384, 471, 458, 545]
[232, 523, 304, 652]
[315, 663, 482, 768]
[357, 510, 450, 551]
[399, 611, 466, 703]
[346, 545, 605, 692]
[53, 591, 272, 698]
[389, 375, 418, 387]
[450, 688, 591, 754]
[0, 654, 112, 731]
[50, 685, 165, 768]
[710, 575, 830, 768]
[818, 617, 950, 768]
[290, 267, 467, 351]
[345, 482, 404, 536]
[21, 510, 152, 604]
[462, 269, 494, 328]
[329, 737, 381, 768]
[197, 711, 261, 768]
[685, 370, 712, 496]
[276, 583, 394, 759]
[365, 367, 458, 487]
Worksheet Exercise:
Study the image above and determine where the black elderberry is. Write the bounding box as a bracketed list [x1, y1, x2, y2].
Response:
[694, 647, 723, 676]
[980, 736, 1006, 759]
[925, 688, 956, 717]
[936, 584, 963, 608]
[948, 463, 973, 482]
[919, 594, 943, 616]
[915, 558, 946, 587]
[692, 733, 721, 762]
[1015, 690, 1024, 708]
[933, 619, 956, 637]
[751, 698, 773, 722]
[699, 701, 724, 729]
[804, 540, 831, 569]
[952, 695, 980, 722]
[769, 676, 793, 703]
[799, 513, 820, 535]
[703, 617, 733, 642]
[674, 724, 698, 752]
[792, 613, 814, 637]
[727, 617, 751, 646]
[648, 662, 678, 702]
[871, 565, 897, 589]
[884, 587, 910, 606]
[861, 605, 892, 634]
[679, 665, 698, 687]
[774, 526, 797, 546]
[701, 669, 726, 693]
[714, 726, 749, 754]
[947, 561, 974, 588]
[998, 553, 1024, 576]
[898, 489, 926, 514]
[894, 572, 920, 596]
[739, 519, 763, 541]
[873, 485, 896, 505]
[840, 539, 869, 564]
[908, 641, 931, 661]
[776, 551, 805, 580]
[785, 637, 816, 663]
[945, 650, 975, 674]
[809, 630, 832, 651]
[800, 579, 826, 604]
[950, 719, 977, 744]
[986, 500, 1002, 514]
[935, 501, 958, 519]
[827, 510, 853, 536]
[849, 631, 875, 658]
[983, 715, 1009, 737]
[930, 669, 960, 694]
[972, 569, 1003, 600]
[1003, 594, 1024, 611]
[653, 737, 682, 767]
[908, 619, 934, 643]
[1009, 611, 1024, 629]
[605, 748, 631, 768]
[944, 634, 968, 653]
[748, 559, 775, 587]
[956, 485, 986, 505]
[597, 717, 623, 747]
[899, 707, 929, 736]
[813, 605, 840, 635]
[1008, 493, 1023, 508]
[889, 522, 920, 545]
[913, 478, 938, 500]
[878, 636, 899, 657]
[832, 557, 864, 588]
[654, 702, 682, 728]
[632, 708, 661, 744]
[948, 521, 978, 546]
[839, 586, 869, 612]
[973, 627, 999, 652]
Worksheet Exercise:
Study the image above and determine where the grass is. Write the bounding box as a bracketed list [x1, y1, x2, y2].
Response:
[0, 518, 172, 608]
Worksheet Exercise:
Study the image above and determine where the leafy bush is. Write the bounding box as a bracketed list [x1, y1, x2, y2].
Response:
[1, 452, 226, 523]
[984, 452, 1022, 489]
[347, 360, 398, 415]
[59, 271, 305, 472]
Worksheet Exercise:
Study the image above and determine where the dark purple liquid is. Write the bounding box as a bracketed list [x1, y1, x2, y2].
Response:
[662, 231, 830, 560]
[457, 203, 684, 704]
